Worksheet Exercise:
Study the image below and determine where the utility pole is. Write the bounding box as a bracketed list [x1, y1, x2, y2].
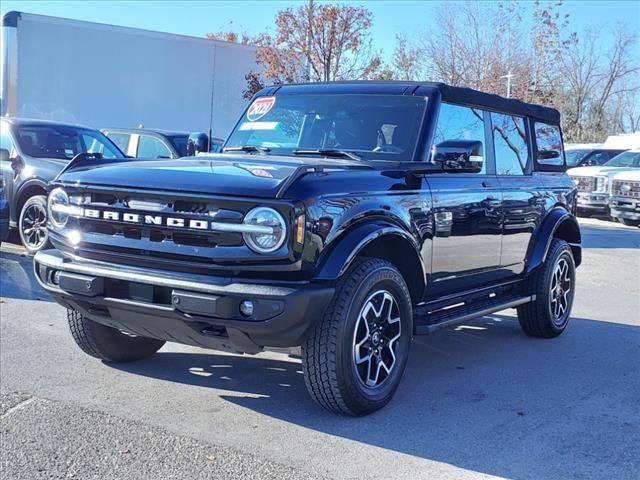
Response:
[501, 71, 514, 98]
[307, 0, 314, 81]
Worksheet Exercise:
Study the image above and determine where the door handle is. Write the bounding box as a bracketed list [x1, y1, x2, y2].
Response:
[482, 181, 492, 188]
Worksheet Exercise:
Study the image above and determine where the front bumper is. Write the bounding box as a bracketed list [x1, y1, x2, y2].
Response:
[34, 250, 334, 353]
[577, 192, 609, 211]
[610, 197, 640, 220]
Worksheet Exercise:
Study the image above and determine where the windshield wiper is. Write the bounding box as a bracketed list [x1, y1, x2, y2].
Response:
[293, 148, 362, 161]
[223, 145, 271, 154]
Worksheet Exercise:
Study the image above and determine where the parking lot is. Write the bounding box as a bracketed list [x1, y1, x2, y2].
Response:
[1, 217, 639, 480]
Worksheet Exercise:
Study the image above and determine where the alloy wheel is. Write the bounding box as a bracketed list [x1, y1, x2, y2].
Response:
[21, 202, 48, 251]
[353, 290, 402, 388]
[549, 257, 572, 326]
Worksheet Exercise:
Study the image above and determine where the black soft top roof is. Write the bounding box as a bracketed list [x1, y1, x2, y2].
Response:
[263, 81, 561, 125]
[431, 82, 560, 125]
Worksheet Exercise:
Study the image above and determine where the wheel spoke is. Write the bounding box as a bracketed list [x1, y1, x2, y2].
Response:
[367, 356, 379, 386]
[355, 346, 371, 365]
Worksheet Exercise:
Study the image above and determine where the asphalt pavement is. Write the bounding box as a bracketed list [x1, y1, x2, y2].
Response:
[1, 217, 639, 480]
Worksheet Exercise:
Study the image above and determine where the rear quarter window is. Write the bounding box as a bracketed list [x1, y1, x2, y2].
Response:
[535, 122, 565, 168]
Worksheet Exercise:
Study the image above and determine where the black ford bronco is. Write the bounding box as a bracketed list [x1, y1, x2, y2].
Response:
[34, 82, 581, 415]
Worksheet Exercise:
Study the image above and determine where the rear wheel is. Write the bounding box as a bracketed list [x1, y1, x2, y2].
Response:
[518, 239, 576, 338]
[67, 309, 165, 362]
[302, 258, 413, 416]
[19, 195, 49, 254]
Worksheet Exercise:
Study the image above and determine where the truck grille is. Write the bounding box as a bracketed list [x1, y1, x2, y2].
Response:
[612, 180, 640, 198]
[571, 176, 596, 192]
[54, 187, 293, 270]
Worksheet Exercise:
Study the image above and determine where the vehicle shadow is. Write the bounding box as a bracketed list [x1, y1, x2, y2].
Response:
[0, 248, 50, 302]
[112, 314, 640, 480]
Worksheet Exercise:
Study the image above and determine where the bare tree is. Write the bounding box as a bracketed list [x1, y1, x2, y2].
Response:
[417, 1, 529, 97]
[392, 34, 422, 81]
[255, 2, 382, 85]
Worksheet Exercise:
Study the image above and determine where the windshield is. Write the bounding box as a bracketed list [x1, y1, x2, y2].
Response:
[13, 125, 124, 160]
[603, 151, 640, 168]
[565, 149, 590, 166]
[225, 94, 427, 161]
[168, 135, 189, 157]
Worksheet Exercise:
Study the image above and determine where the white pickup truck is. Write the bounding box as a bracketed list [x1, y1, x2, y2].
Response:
[609, 159, 640, 226]
[568, 148, 640, 217]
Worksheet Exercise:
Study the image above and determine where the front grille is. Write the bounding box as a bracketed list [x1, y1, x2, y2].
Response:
[56, 186, 293, 268]
[571, 176, 596, 192]
[612, 180, 640, 198]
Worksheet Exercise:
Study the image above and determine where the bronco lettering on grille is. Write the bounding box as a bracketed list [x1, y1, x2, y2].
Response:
[82, 209, 212, 230]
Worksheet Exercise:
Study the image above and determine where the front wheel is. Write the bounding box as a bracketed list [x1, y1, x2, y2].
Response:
[302, 257, 413, 416]
[19, 195, 49, 254]
[67, 309, 165, 362]
[518, 239, 576, 338]
[619, 218, 640, 227]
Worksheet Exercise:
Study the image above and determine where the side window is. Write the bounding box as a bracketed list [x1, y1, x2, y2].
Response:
[491, 113, 528, 175]
[80, 134, 120, 159]
[535, 122, 564, 166]
[137, 136, 172, 159]
[106, 133, 130, 154]
[432, 103, 487, 174]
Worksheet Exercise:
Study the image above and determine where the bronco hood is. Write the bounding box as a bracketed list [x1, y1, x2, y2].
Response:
[56, 154, 368, 198]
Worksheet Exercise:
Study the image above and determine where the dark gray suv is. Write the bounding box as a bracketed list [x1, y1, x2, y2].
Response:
[0, 118, 125, 253]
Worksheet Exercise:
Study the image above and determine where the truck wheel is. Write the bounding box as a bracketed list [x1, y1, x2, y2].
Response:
[302, 257, 413, 416]
[517, 239, 576, 338]
[19, 195, 49, 254]
[620, 218, 640, 227]
[67, 309, 165, 362]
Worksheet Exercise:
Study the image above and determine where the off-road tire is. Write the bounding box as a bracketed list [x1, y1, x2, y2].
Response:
[302, 257, 413, 416]
[67, 309, 165, 362]
[517, 239, 576, 338]
[19, 195, 49, 254]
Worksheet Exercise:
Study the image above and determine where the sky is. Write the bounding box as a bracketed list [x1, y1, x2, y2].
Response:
[2, 0, 639, 63]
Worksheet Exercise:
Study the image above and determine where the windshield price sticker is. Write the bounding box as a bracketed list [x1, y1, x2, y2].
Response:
[247, 96, 276, 121]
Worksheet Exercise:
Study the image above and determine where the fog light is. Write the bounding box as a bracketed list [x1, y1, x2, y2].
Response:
[52, 271, 61, 285]
[239, 300, 254, 317]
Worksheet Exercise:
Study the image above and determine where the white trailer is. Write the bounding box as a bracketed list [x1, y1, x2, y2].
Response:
[1, 11, 259, 139]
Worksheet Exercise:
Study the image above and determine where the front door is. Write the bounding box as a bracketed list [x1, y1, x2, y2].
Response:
[425, 103, 502, 296]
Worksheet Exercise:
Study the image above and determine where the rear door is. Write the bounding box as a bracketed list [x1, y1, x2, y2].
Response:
[136, 135, 174, 159]
[426, 103, 502, 295]
[103, 131, 133, 156]
[491, 112, 544, 277]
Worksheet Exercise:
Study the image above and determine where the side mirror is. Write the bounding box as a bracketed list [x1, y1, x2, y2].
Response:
[187, 132, 210, 156]
[432, 140, 483, 173]
[537, 150, 560, 161]
[0, 148, 9, 162]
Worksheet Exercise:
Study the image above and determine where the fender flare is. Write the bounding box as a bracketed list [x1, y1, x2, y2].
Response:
[11, 177, 48, 223]
[313, 221, 426, 284]
[526, 207, 582, 273]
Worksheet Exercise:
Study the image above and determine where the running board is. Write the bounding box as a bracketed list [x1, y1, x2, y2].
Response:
[414, 294, 535, 335]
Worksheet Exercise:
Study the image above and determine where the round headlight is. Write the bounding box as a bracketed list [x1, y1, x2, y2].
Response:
[48, 187, 70, 228]
[242, 207, 287, 253]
